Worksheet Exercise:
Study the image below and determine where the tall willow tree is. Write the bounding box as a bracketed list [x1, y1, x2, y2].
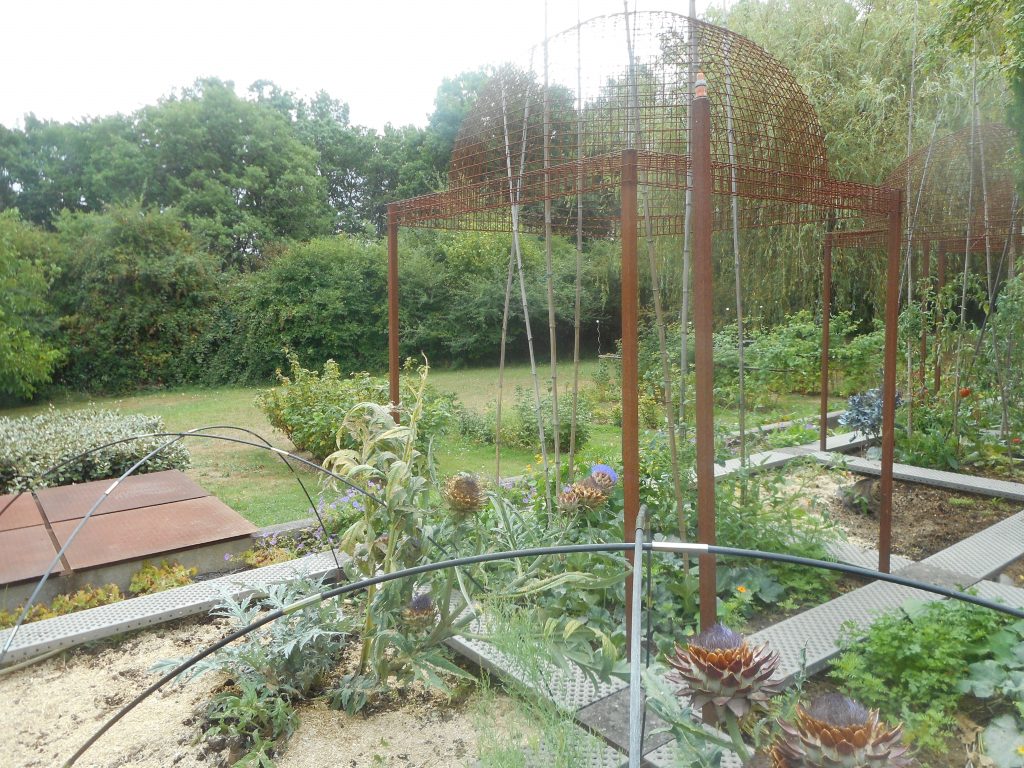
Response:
[706, 0, 1010, 324]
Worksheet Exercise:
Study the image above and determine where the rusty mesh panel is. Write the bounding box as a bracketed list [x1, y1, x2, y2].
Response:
[842, 123, 1020, 250]
[393, 11, 893, 235]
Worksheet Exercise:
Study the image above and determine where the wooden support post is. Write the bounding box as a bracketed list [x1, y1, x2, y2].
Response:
[621, 149, 640, 646]
[879, 191, 903, 573]
[388, 205, 400, 424]
[691, 76, 717, 630]
[935, 245, 947, 393]
[820, 232, 833, 451]
[919, 239, 930, 391]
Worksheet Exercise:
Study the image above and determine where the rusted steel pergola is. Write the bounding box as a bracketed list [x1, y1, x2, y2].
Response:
[387, 12, 903, 629]
[823, 123, 1021, 442]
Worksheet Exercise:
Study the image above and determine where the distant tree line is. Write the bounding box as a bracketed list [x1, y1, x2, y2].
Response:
[0, 0, 1017, 400]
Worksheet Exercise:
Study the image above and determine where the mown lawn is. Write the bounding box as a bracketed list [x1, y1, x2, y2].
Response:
[2, 362, 843, 527]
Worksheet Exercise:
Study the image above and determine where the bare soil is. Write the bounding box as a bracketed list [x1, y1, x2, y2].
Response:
[793, 465, 1019, 560]
[2, 617, 497, 768]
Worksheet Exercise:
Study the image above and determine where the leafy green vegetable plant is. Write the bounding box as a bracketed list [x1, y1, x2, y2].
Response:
[156, 577, 351, 764]
[128, 560, 197, 595]
[830, 599, 1011, 752]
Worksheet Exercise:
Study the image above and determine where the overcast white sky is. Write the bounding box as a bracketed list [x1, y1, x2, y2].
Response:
[1, 0, 715, 132]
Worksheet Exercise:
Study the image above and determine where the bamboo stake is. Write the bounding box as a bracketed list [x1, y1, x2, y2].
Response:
[904, 0, 920, 434]
[543, 6, 562, 491]
[679, 0, 697, 436]
[952, 53, 979, 444]
[724, 38, 747, 466]
[499, 78, 553, 512]
[568, 8, 584, 481]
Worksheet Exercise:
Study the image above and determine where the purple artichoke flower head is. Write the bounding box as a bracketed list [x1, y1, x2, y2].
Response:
[777, 693, 914, 767]
[403, 592, 437, 631]
[805, 693, 870, 728]
[667, 624, 781, 720]
[590, 464, 618, 484]
[691, 623, 744, 651]
[408, 593, 433, 613]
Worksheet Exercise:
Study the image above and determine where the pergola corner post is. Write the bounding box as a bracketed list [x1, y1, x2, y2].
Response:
[820, 229, 833, 451]
[621, 149, 641, 645]
[878, 190, 903, 573]
[935, 243, 948, 393]
[691, 76, 717, 630]
[919, 238, 931, 391]
[388, 204, 401, 424]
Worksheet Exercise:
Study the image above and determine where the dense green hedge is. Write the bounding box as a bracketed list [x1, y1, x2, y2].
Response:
[0, 408, 190, 492]
[52, 205, 219, 392]
[186, 236, 390, 384]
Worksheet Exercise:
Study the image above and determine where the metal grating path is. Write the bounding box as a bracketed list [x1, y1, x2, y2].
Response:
[922, 511, 1024, 578]
[973, 580, 1024, 609]
[746, 579, 942, 683]
[0, 551, 344, 666]
[809, 454, 1024, 501]
[446, 616, 627, 712]
[827, 540, 914, 572]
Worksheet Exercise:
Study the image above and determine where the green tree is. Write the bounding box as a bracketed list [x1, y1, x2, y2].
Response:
[52, 204, 219, 391]
[933, 0, 1024, 185]
[0, 211, 63, 399]
[424, 69, 491, 174]
[137, 78, 333, 268]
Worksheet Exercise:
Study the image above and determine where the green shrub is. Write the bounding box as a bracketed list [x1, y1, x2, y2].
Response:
[459, 386, 594, 452]
[185, 236, 390, 384]
[257, 353, 460, 462]
[51, 204, 220, 392]
[129, 560, 197, 595]
[0, 408, 190, 493]
[0, 211, 64, 400]
[0, 584, 124, 628]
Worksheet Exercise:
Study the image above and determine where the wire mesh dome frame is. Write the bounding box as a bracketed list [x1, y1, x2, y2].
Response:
[840, 122, 1022, 251]
[392, 11, 896, 235]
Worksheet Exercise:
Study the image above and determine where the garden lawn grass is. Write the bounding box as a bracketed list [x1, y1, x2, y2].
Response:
[2, 370, 842, 525]
[428, 359, 603, 411]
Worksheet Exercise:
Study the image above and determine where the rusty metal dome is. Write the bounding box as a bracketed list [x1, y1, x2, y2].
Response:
[394, 11, 891, 235]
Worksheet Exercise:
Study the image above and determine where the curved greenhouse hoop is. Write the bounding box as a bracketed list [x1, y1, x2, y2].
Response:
[61, 540, 1024, 767]
[0, 428, 394, 665]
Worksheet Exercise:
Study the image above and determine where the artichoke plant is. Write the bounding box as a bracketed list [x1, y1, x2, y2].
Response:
[776, 693, 913, 767]
[573, 477, 608, 509]
[666, 624, 781, 719]
[441, 472, 485, 516]
[589, 463, 618, 491]
[402, 593, 436, 633]
[557, 486, 581, 514]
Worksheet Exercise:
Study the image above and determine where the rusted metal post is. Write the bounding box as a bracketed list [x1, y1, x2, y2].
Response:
[691, 75, 717, 630]
[878, 191, 903, 573]
[919, 239, 930, 390]
[621, 149, 641, 646]
[935, 244, 947, 393]
[387, 205, 400, 424]
[820, 231, 833, 451]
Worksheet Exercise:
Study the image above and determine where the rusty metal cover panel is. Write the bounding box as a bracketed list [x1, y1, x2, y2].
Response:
[0, 526, 62, 583]
[0, 494, 45, 532]
[49, 496, 256, 571]
[36, 470, 208, 523]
